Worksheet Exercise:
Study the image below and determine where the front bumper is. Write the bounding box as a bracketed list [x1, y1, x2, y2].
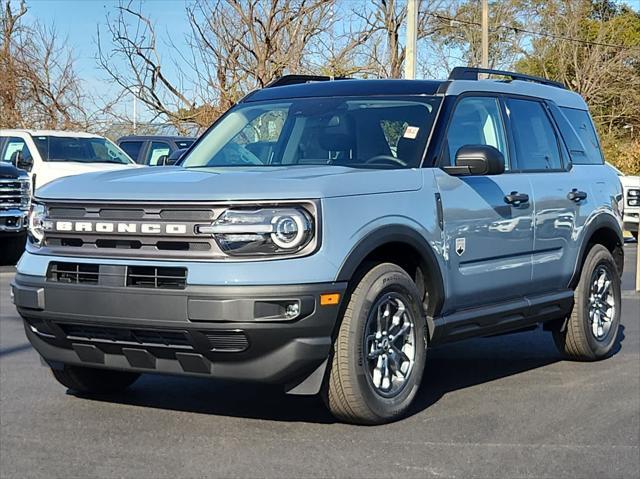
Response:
[12, 273, 346, 391]
[623, 211, 639, 233]
[0, 209, 28, 233]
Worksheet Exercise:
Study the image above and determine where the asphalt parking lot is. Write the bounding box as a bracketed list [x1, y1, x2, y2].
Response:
[0, 244, 638, 479]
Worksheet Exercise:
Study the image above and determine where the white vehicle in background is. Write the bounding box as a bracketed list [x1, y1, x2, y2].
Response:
[607, 162, 639, 240]
[0, 130, 137, 191]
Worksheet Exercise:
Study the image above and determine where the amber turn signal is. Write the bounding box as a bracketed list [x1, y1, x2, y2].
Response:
[320, 293, 340, 306]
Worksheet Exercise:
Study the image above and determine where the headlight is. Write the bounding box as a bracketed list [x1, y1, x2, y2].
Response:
[198, 207, 315, 256]
[28, 202, 48, 246]
[628, 189, 639, 197]
[628, 198, 640, 207]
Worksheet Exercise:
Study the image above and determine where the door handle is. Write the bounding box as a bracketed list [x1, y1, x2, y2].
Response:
[567, 189, 587, 202]
[504, 192, 529, 205]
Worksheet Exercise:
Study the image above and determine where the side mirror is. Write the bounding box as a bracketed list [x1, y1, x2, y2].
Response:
[164, 148, 186, 166]
[444, 145, 505, 176]
[13, 151, 34, 172]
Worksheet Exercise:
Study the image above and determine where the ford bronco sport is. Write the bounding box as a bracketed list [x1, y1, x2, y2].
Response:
[13, 68, 624, 424]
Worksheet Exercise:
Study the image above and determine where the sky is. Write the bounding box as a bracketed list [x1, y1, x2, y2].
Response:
[26, 0, 194, 120]
[20, 0, 640, 123]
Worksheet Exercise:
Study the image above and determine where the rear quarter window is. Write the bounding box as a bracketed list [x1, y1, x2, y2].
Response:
[559, 107, 604, 165]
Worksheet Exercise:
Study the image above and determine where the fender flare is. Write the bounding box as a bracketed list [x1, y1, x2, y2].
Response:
[569, 212, 624, 287]
[335, 224, 445, 317]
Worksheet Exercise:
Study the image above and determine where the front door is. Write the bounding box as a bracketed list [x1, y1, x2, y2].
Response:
[435, 95, 534, 310]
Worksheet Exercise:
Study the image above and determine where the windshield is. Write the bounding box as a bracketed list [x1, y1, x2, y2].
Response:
[32, 136, 133, 164]
[182, 96, 441, 169]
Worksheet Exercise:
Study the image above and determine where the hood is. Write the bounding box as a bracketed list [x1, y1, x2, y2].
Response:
[619, 175, 640, 189]
[35, 165, 423, 202]
[0, 162, 28, 179]
[34, 161, 138, 189]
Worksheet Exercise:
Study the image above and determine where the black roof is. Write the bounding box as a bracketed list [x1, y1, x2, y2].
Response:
[243, 79, 444, 102]
[117, 135, 196, 142]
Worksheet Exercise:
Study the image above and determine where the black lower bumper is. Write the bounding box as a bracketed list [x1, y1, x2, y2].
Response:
[12, 273, 346, 392]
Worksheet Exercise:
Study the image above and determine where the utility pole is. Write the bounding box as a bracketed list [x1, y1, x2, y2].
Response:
[132, 94, 137, 134]
[481, 0, 489, 71]
[405, 0, 418, 79]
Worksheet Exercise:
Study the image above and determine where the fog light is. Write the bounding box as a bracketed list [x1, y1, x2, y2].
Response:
[285, 302, 300, 319]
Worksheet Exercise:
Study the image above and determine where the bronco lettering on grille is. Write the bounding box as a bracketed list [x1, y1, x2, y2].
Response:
[51, 221, 188, 235]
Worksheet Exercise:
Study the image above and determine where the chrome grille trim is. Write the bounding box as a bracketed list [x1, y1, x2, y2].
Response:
[0, 178, 30, 210]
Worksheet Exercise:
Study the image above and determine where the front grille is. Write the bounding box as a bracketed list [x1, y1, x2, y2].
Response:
[59, 324, 192, 348]
[204, 331, 250, 352]
[127, 266, 187, 289]
[0, 178, 29, 210]
[48, 262, 100, 284]
[47, 262, 187, 289]
[40, 202, 221, 259]
[56, 323, 249, 353]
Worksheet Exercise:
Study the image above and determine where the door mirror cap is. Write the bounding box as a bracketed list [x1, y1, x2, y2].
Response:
[12, 151, 34, 172]
[444, 145, 505, 176]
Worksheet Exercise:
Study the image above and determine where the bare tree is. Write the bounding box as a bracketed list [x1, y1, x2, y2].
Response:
[0, 0, 88, 129]
[98, 0, 335, 132]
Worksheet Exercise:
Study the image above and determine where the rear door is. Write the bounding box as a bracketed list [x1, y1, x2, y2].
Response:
[435, 95, 534, 309]
[504, 97, 585, 293]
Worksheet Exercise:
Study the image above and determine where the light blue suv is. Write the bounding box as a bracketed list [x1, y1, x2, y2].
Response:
[13, 68, 624, 424]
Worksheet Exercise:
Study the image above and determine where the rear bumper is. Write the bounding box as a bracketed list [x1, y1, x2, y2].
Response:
[12, 273, 346, 390]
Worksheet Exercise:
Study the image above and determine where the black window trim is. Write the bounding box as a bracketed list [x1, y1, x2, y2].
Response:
[555, 105, 605, 166]
[435, 91, 514, 172]
[500, 94, 570, 174]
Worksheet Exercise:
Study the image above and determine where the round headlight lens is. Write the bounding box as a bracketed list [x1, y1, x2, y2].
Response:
[271, 213, 306, 248]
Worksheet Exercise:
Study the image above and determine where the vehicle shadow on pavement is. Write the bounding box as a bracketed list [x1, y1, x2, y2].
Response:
[75, 325, 625, 425]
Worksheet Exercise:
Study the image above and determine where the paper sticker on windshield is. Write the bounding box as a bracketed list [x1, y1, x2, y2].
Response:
[403, 126, 419, 139]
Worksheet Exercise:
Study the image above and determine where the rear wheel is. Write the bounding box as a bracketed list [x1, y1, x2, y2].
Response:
[323, 263, 427, 425]
[552, 244, 621, 360]
[51, 365, 140, 394]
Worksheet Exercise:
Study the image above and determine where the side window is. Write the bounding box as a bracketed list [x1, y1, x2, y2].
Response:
[119, 141, 144, 163]
[559, 107, 604, 165]
[2, 137, 30, 164]
[506, 98, 562, 171]
[146, 141, 171, 166]
[446, 97, 509, 168]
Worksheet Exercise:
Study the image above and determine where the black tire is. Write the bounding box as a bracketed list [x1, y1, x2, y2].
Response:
[632, 231, 638, 242]
[552, 244, 621, 360]
[51, 365, 140, 394]
[0, 233, 26, 265]
[323, 263, 427, 425]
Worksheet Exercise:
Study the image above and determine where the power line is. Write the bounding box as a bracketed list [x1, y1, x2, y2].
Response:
[425, 11, 638, 50]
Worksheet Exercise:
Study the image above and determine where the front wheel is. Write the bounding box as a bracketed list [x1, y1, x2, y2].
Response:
[552, 244, 621, 360]
[323, 263, 427, 425]
[51, 365, 140, 394]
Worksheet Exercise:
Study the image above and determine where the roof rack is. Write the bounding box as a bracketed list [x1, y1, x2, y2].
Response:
[265, 74, 351, 89]
[448, 67, 567, 90]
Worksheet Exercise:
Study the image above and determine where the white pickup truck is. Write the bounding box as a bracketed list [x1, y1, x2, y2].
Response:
[0, 130, 137, 191]
[608, 163, 639, 240]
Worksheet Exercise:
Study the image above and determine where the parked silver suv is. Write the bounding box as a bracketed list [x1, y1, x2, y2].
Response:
[12, 68, 624, 424]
